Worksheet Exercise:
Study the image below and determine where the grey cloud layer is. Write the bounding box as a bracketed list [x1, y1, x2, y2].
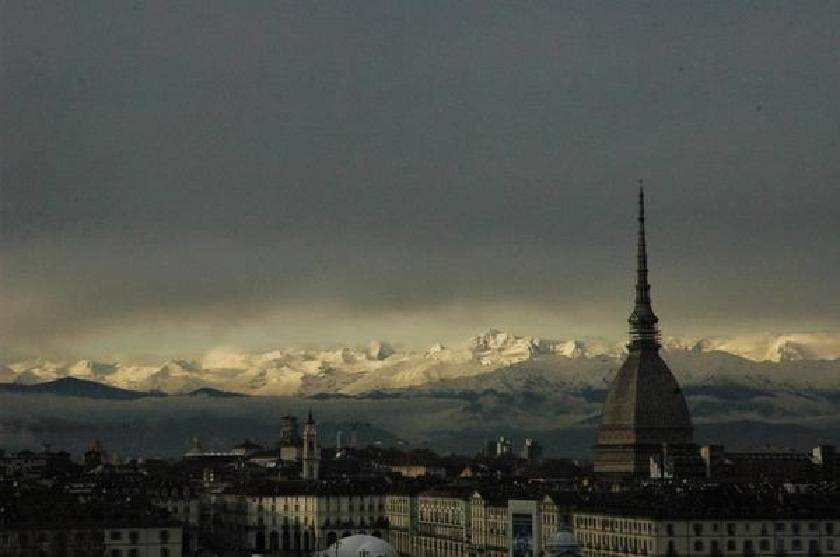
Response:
[2, 2, 839, 357]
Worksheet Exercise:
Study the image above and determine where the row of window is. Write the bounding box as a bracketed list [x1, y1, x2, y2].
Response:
[684, 522, 836, 537]
[256, 501, 386, 512]
[108, 549, 170, 557]
[255, 516, 382, 528]
[256, 496, 384, 504]
[0, 531, 104, 545]
[686, 537, 836, 553]
[580, 532, 837, 555]
[0, 530, 175, 547]
[577, 518, 655, 534]
[109, 530, 171, 543]
[576, 518, 837, 538]
[579, 532, 650, 553]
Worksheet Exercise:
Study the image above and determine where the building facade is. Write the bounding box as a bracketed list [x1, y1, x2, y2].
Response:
[541, 494, 576, 552]
[386, 492, 418, 557]
[213, 481, 388, 554]
[470, 492, 510, 557]
[0, 525, 182, 557]
[573, 512, 839, 557]
[700, 444, 839, 482]
[416, 487, 474, 557]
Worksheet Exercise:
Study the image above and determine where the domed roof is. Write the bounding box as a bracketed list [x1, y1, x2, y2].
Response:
[317, 535, 396, 557]
[545, 528, 582, 557]
[597, 188, 692, 446]
[599, 350, 692, 434]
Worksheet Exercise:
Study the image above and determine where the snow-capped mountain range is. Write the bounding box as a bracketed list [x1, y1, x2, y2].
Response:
[3, 330, 840, 396]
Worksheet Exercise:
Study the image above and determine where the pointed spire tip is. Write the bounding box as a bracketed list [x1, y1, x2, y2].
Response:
[629, 184, 659, 350]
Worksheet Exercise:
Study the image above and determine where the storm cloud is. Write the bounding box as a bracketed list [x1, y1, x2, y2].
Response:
[2, 2, 839, 360]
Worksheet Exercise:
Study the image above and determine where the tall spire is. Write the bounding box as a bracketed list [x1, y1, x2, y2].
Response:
[628, 182, 660, 350]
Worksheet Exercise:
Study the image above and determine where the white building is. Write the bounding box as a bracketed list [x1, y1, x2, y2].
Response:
[213, 480, 389, 554]
[316, 534, 397, 557]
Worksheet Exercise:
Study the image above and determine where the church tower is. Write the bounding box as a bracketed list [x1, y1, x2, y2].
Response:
[302, 409, 320, 480]
[593, 187, 694, 477]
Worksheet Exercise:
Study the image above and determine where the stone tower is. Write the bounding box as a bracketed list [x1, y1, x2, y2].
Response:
[302, 409, 320, 480]
[593, 187, 694, 477]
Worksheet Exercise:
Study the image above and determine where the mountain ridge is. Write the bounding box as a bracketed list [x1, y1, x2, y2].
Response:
[0, 377, 162, 400]
[3, 330, 840, 397]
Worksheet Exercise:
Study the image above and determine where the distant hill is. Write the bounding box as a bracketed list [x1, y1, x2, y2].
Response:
[182, 387, 247, 398]
[0, 377, 161, 400]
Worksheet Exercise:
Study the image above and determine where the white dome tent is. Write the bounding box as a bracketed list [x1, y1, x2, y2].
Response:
[315, 535, 397, 557]
[545, 527, 583, 557]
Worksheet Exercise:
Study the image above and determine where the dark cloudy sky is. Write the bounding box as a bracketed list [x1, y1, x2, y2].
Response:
[2, 1, 839, 361]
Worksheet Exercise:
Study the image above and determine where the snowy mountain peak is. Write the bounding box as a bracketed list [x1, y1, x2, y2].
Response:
[663, 333, 840, 362]
[466, 329, 544, 366]
[4, 330, 840, 396]
[555, 339, 587, 358]
[367, 341, 394, 361]
[68, 360, 118, 377]
[159, 360, 202, 374]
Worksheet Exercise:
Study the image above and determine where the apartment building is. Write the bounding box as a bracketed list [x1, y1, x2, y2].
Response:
[573, 511, 839, 557]
[470, 492, 510, 557]
[213, 480, 389, 554]
[416, 486, 474, 557]
[0, 524, 182, 557]
[386, 490, 419, 557]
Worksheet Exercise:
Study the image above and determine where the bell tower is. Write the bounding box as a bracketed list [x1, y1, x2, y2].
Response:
[302, 409, 320, 480]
